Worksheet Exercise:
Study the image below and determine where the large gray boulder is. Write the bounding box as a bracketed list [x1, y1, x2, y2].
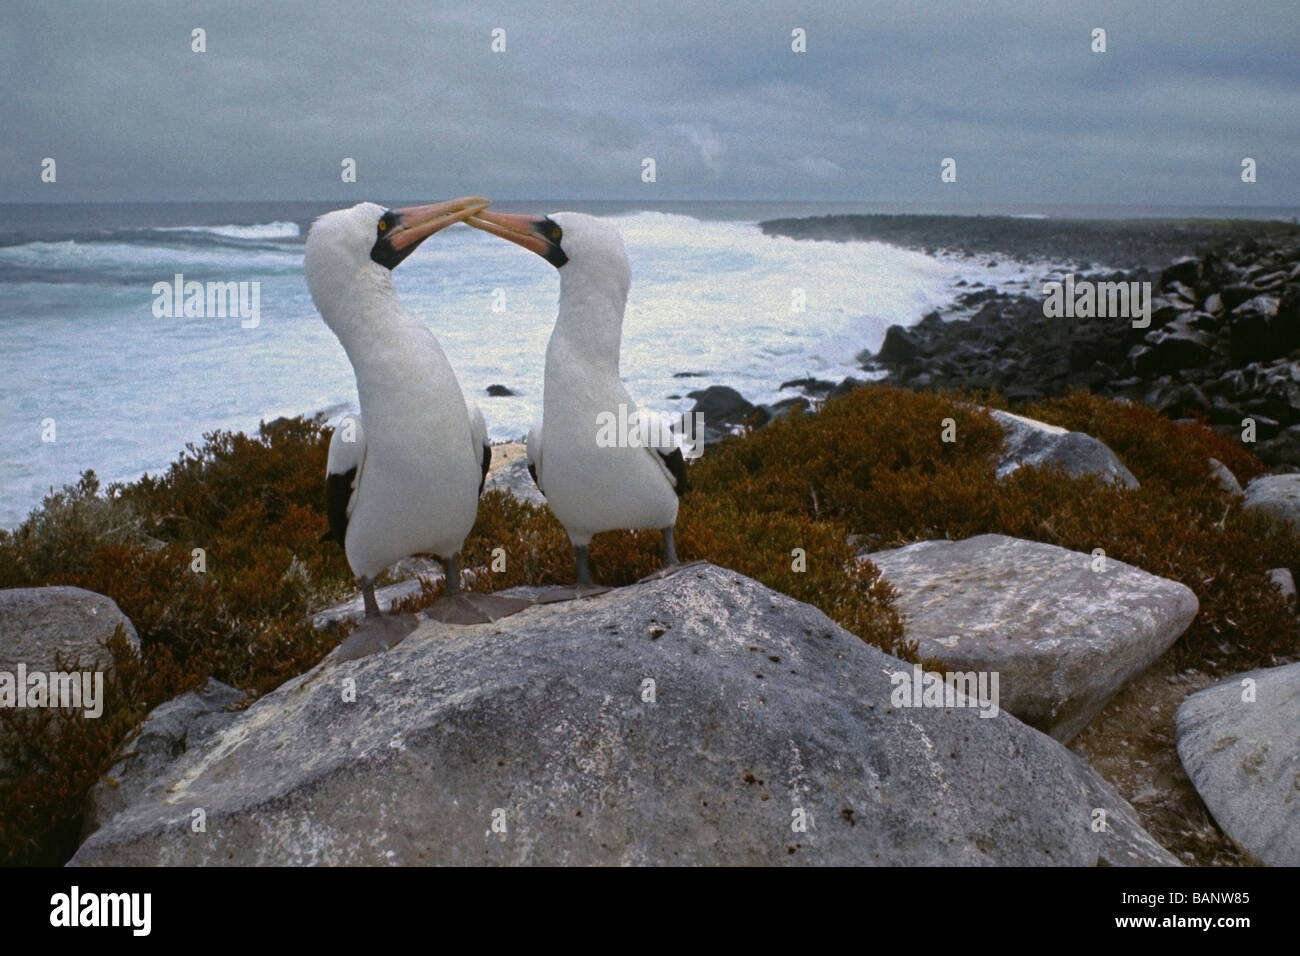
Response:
[1175, 662, 1300, 866]
[990, 409, 1139, 488]
[0, 587, 141, 776]
[72, 564, 1175, 866]
[0, 586, 139, 673]
[82, 678, 247, 837]
[1243, 474, 1300, 528]
[867, 535, 1198, 742]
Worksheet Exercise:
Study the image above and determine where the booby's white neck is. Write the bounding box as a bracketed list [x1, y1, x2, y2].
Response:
[312, 263, 420, 354]
[550, 264, 630, 378]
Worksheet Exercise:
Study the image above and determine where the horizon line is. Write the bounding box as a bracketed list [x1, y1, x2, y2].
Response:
[2, 198, 1298, 210]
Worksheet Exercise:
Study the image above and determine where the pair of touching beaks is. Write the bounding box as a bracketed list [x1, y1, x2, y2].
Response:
[385, 197, 564, 265]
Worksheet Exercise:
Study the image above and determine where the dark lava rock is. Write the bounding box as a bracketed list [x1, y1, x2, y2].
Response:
[485, 384, 517, 397]
[1228, 296, 1279, 364]
[779, 376, 836, 394]
[1147, 297, 1184, 330]
[1256, 425, 1300, 467]
[1221, 284, 1257, 311]
[762, 396, 811, 420]
[1240, 413, 1283, 440]
[1139, 327, 1216, 373]
[1145, 381, 1210, 419]
[1160, 257, 1201, 288]
[1275, 285, 1300, 351]
[828, 377, 867, 400]
[1207, 396, 1246, 426]
[876, 325, 924, 364]
[688, 385, 769, 432]
[956, 288, 1000, 307]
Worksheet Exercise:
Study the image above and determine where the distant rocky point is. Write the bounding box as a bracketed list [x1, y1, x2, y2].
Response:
[759, 213, 1299, 271]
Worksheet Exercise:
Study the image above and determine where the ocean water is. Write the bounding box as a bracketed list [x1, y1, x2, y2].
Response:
[1, 199, 1290, 529]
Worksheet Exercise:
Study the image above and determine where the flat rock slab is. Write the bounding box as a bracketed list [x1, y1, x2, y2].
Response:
[82, 678, 247, 837]
[1176, 662, 1300, 866]
[990, 409, 1139, 488]
[1243, 474, 1300, 528]
[867, 534, 1198, 742]
[482, 454, 546, 507]
[72, 564, 1174, 866]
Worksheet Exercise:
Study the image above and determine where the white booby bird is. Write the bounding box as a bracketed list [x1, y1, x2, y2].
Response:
[306, 199, 528, 656]
[466, 210, 690, 588]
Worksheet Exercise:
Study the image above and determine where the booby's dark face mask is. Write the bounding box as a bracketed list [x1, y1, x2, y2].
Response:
[370, 198, 488, 269]
[463, 211, 569, 268]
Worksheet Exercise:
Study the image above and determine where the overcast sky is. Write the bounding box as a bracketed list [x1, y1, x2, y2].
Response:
[2, 0, 1297, 205]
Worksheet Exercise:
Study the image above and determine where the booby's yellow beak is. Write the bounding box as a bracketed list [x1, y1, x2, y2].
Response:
[465, 210, 568, 267]
[389, 196, 490, 251]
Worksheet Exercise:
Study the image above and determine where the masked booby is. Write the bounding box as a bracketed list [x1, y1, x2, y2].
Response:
[306, 199, 529, 657]
[466, 210, 691, 589]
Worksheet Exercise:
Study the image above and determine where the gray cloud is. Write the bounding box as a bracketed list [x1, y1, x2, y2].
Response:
[2, 0, 1297, 204]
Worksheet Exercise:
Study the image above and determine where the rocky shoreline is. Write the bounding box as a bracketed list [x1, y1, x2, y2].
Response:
[753, 217, 1300, 468]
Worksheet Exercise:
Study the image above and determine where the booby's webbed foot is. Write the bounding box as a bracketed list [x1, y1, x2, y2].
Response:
[637, 559, 706, 584]
[423, 592, 533, 625]
[331, 613, 419, 662]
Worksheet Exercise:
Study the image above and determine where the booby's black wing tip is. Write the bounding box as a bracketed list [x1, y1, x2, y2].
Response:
[325, 466, 357, 546]
[479, 444, 491, 496]
[656, 448, 690, 498]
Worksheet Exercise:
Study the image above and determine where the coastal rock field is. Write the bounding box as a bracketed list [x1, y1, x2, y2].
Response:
[793, 221, 1300, 468]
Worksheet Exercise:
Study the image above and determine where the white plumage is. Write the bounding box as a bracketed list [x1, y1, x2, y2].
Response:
[306, 201, 486, 604]
[470, 211, 685, 585]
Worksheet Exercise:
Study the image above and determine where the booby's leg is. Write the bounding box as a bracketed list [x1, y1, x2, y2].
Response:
[662, 527, 678, 567]
[636, 527, 705, 583]
[575, 545, 593, 587]
[424, 551, 533, 624]
[515, 544, 609, 605]
[361, 577, 381, 618]
[443, 553, 461, 596]
[329, 577, 418, 662]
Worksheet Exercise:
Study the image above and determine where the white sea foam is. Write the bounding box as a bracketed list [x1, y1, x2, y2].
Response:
[0, 239, 301, 272]
[156, 221, 301, 240]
